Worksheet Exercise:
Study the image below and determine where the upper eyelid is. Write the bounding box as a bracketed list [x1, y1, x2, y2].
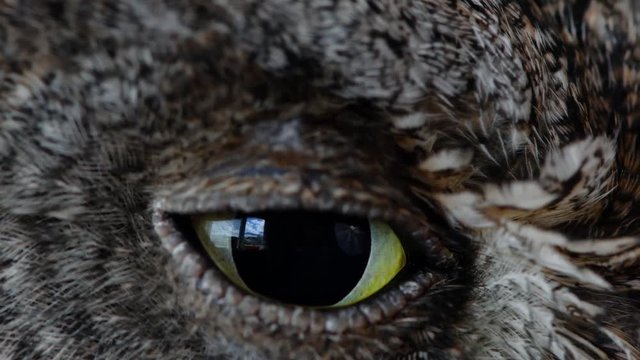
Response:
[151, 121, 460, 269]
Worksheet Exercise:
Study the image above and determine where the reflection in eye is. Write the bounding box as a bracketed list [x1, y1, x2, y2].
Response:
[192, 212, 406, 307]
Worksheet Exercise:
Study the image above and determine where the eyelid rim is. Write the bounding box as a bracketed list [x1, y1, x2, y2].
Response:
[155, 174, 431, 232]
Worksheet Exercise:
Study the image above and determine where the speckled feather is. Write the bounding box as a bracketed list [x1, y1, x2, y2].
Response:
[0, 0, 639, 359]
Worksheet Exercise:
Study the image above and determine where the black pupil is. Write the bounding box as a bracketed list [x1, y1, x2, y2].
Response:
[231, 212, 371, 306]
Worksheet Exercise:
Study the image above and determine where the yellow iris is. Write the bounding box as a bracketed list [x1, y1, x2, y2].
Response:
[333, 220, 406, 306]
[192, 214, 406, 307]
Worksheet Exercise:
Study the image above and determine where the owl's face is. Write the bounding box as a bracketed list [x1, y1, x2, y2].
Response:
[0, 1, 638, 359]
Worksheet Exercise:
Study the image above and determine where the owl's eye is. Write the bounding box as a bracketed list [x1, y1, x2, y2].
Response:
[191, 212, 406, 307]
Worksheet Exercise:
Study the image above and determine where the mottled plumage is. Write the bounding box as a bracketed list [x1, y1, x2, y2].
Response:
[0, 0, 639, 359]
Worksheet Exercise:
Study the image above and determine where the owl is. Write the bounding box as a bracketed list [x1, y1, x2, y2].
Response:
[0, 1, 639, 359]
